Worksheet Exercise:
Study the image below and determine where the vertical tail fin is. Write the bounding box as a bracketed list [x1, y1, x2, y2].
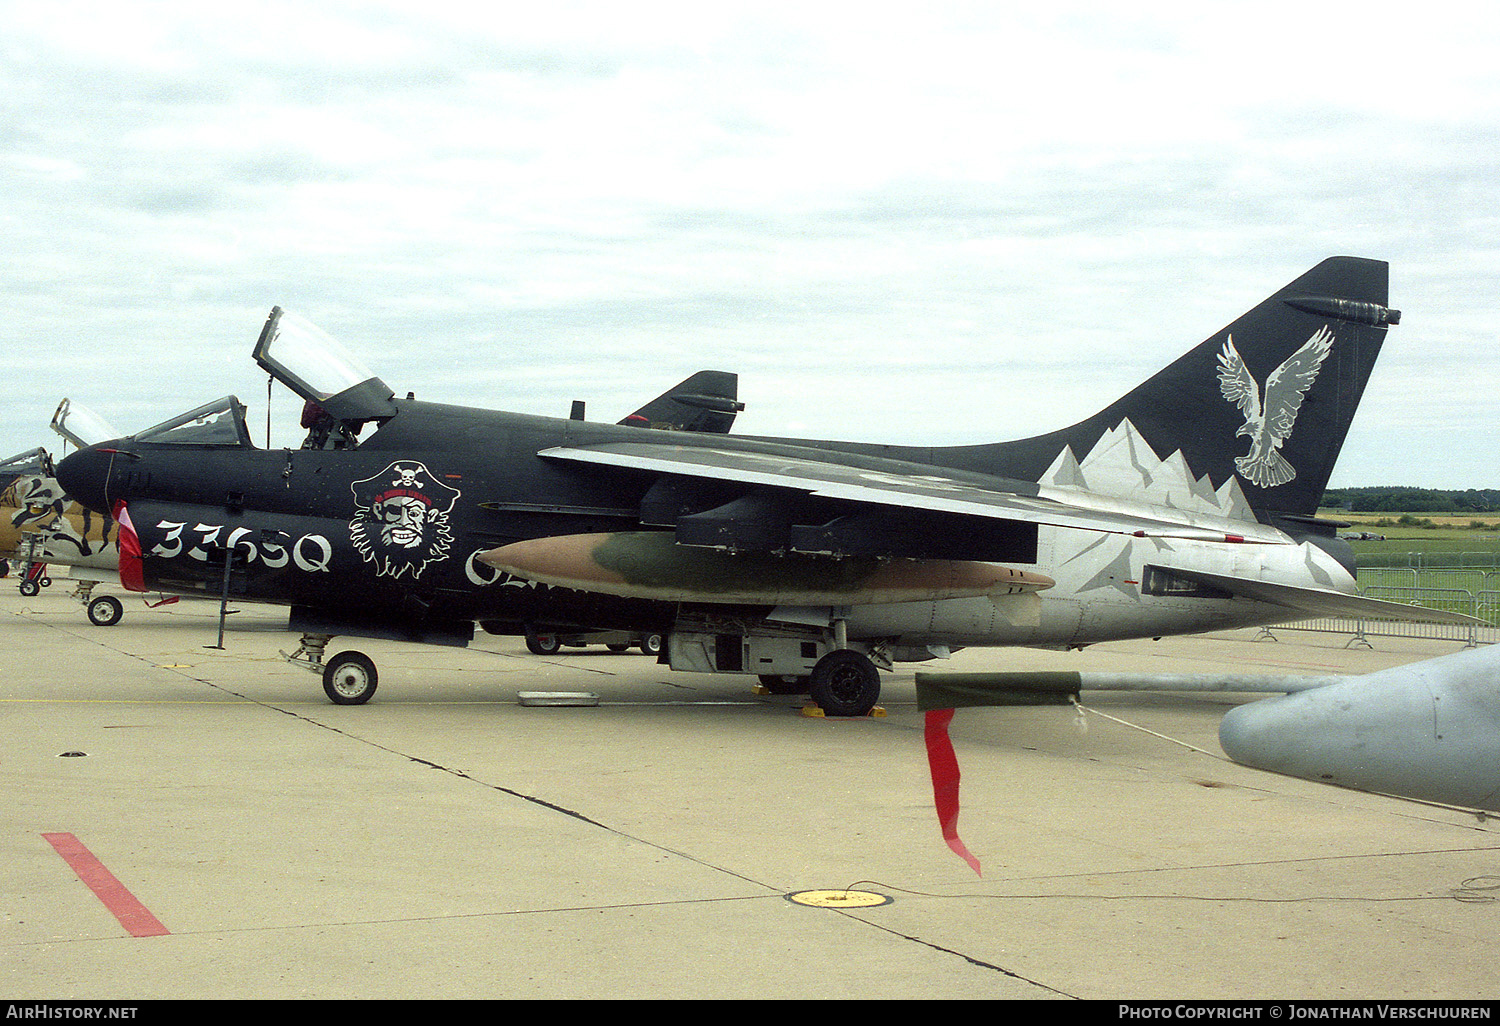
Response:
[978, 257, 1397, 519]
[619, 370, 744, 433]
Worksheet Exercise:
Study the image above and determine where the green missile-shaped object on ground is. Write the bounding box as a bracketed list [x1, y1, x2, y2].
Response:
[479, 531, 1054, 606]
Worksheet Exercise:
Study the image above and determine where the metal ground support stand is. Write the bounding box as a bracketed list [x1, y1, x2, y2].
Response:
[1343, 621, 1373, 649]
[18, 560, 50, 596]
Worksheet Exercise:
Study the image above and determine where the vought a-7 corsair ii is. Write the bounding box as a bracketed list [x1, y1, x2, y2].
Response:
[0, 400, 125, 622]
[57, 257, 1462, 715]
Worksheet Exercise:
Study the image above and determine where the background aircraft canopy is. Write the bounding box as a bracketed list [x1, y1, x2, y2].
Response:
[0, 447, 51, 477]
[252, 307, 397, 426]
[51, 398, 119, 451]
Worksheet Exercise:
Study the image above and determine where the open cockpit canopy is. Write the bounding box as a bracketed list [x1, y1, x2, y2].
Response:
[51, 399, 120, 451]
[253, 307, 397, 429]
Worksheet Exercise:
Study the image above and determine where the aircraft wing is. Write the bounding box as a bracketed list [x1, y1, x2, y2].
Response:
[1157, 566, 1486, 625]
[537, 441, 1289, 544]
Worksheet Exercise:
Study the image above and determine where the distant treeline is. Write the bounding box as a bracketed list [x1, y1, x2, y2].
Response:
[1322, 487, 1500, 514]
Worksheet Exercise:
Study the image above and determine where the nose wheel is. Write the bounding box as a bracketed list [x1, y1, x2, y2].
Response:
[322, 651, 379, 705]
[86, 595, 124, 626]
[282, 635, 380, 705]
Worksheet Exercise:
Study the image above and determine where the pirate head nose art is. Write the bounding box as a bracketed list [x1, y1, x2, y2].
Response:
[349, 460, 460, 579]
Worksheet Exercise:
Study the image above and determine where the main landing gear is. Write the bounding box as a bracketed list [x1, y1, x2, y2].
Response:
[282, 634, 379, 705]
[15, 573, 128, 627]
[807, 649, 882, 718]
[755, 650, 882, 716]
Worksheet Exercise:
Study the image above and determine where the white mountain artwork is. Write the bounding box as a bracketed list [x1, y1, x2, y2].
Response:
[1040, 418, 1256, 520]
[1040, 419, 1259, 593]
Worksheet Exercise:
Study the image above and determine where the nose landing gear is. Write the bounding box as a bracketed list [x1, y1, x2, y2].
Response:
[281, 633, 379, 705]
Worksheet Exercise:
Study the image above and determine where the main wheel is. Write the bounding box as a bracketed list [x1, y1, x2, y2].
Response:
[87, 595, 124, 627]
[808, 650, 881, 717]
[322, 651, 378, 705]
[525, 630, 562, 655]
[639, 633, 662, 656]
[19, 580, 38, 597]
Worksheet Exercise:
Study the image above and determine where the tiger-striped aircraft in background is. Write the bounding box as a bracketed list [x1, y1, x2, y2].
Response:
[0, 400, 126, 623]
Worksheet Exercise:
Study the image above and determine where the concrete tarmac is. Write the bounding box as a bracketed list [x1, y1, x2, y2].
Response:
[4, 582, 1498, 1001]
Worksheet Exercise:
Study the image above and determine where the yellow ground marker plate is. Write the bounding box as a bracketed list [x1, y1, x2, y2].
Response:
[785, 889, 891, 908]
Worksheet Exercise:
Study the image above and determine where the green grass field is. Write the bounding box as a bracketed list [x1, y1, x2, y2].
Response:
[1299, 511, 1500, 625]
[1319, 509, 1500, 568]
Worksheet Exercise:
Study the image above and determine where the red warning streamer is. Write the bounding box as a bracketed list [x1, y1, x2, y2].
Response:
[923, 709, 981, 876]
[112, 501, 146, 593]
[43, 832, 169, 937]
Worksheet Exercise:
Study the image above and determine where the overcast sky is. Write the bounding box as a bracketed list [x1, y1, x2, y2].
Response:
[5, 2, 1498, 489]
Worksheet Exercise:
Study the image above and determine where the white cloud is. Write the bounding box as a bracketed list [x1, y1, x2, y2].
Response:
[3, 2, 1500, 487]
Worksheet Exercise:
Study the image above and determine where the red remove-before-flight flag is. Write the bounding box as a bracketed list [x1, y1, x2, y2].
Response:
[923, 708, 981, 876]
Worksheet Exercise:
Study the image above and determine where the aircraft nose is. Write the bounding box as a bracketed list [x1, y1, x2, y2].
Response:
[56, 444, 123, 515]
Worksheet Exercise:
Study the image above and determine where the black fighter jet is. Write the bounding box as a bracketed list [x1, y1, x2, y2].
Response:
[58, 257, 1463, 715]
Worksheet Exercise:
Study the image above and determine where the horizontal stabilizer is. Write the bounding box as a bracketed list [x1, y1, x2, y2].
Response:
[1160, 566, 1485, 625]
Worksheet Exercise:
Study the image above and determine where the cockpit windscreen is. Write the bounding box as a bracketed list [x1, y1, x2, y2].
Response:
[133, 397, 255, 447]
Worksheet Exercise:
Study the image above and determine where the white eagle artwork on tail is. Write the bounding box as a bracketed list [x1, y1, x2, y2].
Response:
[1216, 325, 1334, 489]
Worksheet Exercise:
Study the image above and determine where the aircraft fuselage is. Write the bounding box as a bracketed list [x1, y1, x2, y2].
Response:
[56, 259, 1413, 713]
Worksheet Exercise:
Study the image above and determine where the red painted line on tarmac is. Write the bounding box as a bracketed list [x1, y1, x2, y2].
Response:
[42, 832, 170, 937]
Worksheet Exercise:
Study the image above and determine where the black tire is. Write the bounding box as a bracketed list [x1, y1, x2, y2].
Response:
[40, 577, 51, 588]
[19, 580, 38, 597]
[322, 651, 378, 705]
[87, 595, 124, 627]
[526, 630, 562, 655]
[606, 643, 629, 653]
[639, 633, 662, 656]
[757, 673, 810, 695]
[808, 650, 881, 717]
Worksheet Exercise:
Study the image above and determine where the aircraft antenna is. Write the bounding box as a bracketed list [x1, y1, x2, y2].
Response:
[266, 374, 273, 448]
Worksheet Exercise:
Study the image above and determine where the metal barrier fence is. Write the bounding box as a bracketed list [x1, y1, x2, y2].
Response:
[1271, 571, 1500, 646]
[1355, 568, 1500, 593]
[1355, 550, 1500, 569]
